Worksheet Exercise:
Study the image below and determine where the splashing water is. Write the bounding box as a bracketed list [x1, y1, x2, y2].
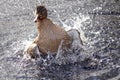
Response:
[0, 0, 120, 80]
[16, 12, 101, 80]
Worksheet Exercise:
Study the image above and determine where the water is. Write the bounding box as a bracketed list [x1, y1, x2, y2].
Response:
[0, 0, 120, 80]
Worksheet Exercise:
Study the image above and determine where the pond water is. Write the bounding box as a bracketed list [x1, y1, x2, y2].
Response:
[0, 0, 120, 80]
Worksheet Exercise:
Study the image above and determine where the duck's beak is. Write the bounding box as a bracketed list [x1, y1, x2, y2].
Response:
[34, 16, 37, 23]
[34, 11, 38, 23]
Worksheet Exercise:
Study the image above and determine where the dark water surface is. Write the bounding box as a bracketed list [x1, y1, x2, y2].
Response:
[0, 0, 120, 80]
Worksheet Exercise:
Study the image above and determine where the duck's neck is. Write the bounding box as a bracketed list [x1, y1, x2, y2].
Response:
[36, 19, 46, 32]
